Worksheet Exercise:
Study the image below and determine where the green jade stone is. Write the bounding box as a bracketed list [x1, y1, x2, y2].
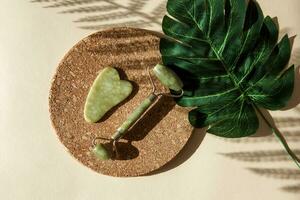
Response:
[93, 144, 110, 160]
[84, 67, 133, 123]
[153, 64, 183, 92]
[111, 94, 157, 140]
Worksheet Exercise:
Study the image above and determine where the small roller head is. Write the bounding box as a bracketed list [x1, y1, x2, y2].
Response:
[153, 64, 183, 92]
[92, 144, 111, 160]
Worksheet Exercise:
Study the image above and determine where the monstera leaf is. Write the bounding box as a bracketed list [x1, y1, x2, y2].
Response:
[160, 0, 300, 168]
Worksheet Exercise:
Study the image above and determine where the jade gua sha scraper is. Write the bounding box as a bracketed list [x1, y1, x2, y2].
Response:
[160, 0, 300, 168]
[85, 64, 184, 160]
[84, 67, 133, 123]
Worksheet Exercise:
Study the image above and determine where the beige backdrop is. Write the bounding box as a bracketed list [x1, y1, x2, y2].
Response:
[0, 0, 300, 199]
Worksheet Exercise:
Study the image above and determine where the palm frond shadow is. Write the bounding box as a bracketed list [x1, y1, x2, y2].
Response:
[281, 184, 300, 193]
[221, 149, 300, 162]
[248, 168, 300, 180]
[221, 115, 300, 193]
[30, 0, 166, 30]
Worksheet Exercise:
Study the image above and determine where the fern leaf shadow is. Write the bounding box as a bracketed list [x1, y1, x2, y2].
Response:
[59, 5, 119, 14]
[281, 184, 300, 193]
[221, 149, 300, 162]
[30, 0, 167, 31]
[248, 168, 300, 180]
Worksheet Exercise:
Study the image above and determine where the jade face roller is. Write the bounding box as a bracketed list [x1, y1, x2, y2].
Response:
[92, 64, 184, 160]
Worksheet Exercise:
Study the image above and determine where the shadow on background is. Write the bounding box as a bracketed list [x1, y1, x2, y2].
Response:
[282, 184, 300, 194]
[221, 149, 300, 162]
[284, 48, 300, 109]
[30, 0, 167, 30]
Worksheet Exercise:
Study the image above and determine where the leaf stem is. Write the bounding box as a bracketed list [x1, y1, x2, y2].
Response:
[254, 105, 300, 169]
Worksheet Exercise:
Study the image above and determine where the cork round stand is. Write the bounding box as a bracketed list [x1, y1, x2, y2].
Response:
[49, 27, 194, 177]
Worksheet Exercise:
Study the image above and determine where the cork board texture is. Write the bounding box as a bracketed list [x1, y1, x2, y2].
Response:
[49, 27, 194, 177]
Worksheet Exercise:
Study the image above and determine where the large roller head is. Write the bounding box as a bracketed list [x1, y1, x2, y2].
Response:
[153, 64, 183, 92]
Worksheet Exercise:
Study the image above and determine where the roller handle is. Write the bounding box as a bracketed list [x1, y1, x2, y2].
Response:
[111, 93, 157, 141]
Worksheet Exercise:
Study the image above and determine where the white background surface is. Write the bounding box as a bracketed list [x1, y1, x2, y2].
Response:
[0, 0, 299, 199]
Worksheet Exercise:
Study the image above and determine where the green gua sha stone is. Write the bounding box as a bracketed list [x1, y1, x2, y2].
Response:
[153, 64, 183, 92]
[84, 67, 133, 123]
